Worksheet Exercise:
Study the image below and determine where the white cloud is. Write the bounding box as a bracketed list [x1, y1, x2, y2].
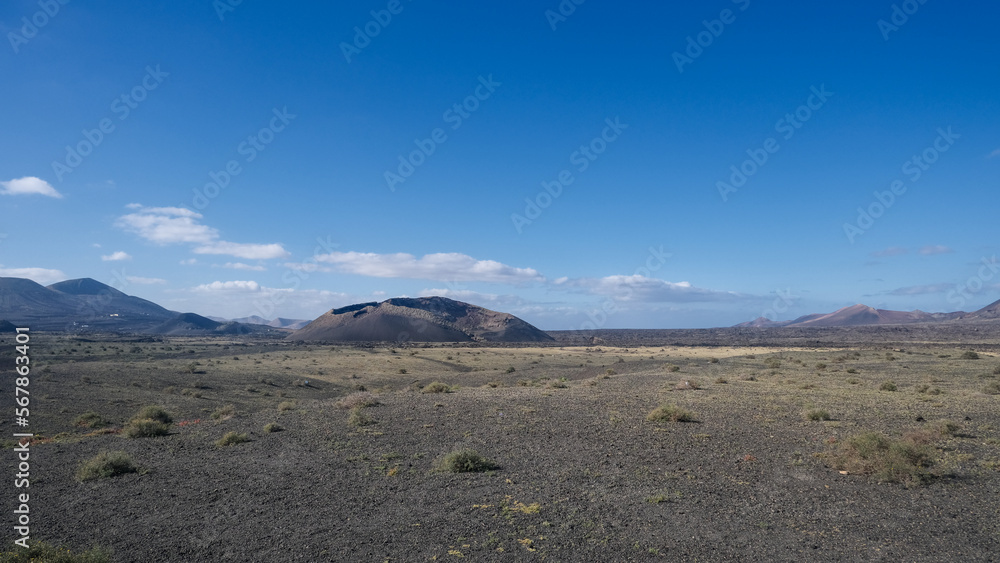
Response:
[101, 251, 132, 261]
[559, 275, 742, 303]
[194, 242, 289, 260]
[282, 262, 332, 273]
[314, 251, 544, 284]
[126, 276, 167, 285]
[0, 266, 66, 284]
[0, 177, 63, 198]
[919, 245, 954, 256]
[180, 258, 198, 265]
[116, 206, 216, 244]
[115, 205, 288, 260]
[988, 148, 1000, 159]
[218, 262, 267, 271]
[193, 280, 262, 292]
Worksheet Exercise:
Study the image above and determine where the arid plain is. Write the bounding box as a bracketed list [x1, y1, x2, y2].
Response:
[2, 330, 999, 561]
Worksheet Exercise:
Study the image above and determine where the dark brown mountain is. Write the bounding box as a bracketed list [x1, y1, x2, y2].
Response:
[289, 296, 553, 343]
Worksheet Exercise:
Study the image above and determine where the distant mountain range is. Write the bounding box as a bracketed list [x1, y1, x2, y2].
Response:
[207, 315, 311, 330]
[735, 301, 1000, 328]
[0, 277, 279, 335]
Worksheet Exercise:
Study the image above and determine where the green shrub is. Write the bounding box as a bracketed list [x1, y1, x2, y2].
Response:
[666, 365, 680, 373]
[348, 407, 375, 427]
[806, 409, 832, 421]
[132, 405, 172, 424]
[73, 411, 107, 429]
[880, 381, 898, 392]
[815, 363, 827, 370]
[646, 404, 696, 423]
[215, 432, 250, 447]
[961, 351, 981, 360]
[435, 449, 498, 473]
[505, 366, 516, 374]
[0, 540, 111, 562]
[829, 431, 935, 484]
[277, 400, 296, 411]
[76, 450, 137, 481]
[335, 392, 379, 409]
[846, 368, 858, 374]
[211, 404, 236, 420]
[122, 419, 170, 438]
[264, 422, 283, 433]
[421, 382, 452, 394]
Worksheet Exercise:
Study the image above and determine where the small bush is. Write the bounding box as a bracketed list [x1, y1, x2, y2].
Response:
[76, 450, 137, 481]
[982, 381, 1000, 395]
[815, 363, 827, 370]
[74, 411, 107, 429]
[348, 407, 375, 427]
[880, 381, 898, 392]
[674, 380, 699, 391]
[829, 431, 935, 484]
[336, 392, 380, 409]
[0, 540, 111, 562]
[709, 357, 719, 364]
[398, 368, 407, 374]
[264, 422, 283, 433]
[435, 449, 498, 473]
[133, 405, 172, 424]
[961, 351, 981, 360]
[505, 366, 516, 374]
[216, 432, 250, 447]
[277, 400, 296, 411]
[714, 377, 728, 384]
[666, 365, 680, 373]
[211, 404, 236, 420]
[806, 409, 832, 421]
[646, 404, 696, 423]
[763, 358, 781, 369]
[122, 419, 170, 438]
[421, 382, 452, 394]
[846, 368, 858, 374]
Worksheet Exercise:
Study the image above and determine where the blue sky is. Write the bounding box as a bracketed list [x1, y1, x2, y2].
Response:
[1, 0, 999, 329]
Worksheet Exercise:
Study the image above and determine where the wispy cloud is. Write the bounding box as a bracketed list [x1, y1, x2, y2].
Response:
[871, 246, 908, 258]
[0, 266, 66, 284]
[0, 177, 63, 198]
[919, 245, 954, 256]
[314, 251, 544, 284]
[101, 251, 132, 261]
[193, 280, 262, 292]
[115, 205, 289, 260]
[889, 283, 953, 296]
[217, 262, 267, 271]
[988, 148, 1000, 159]
[556, 275, 742, 303]
[126, 276, 167, 285]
